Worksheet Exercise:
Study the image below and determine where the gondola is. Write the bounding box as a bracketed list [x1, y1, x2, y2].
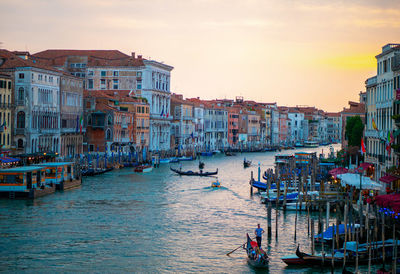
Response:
[225, 151, 236, 156]
[295, 245, 344, 267]
[170, 167, 218, 176]
[244, 233, 269, 268]
[243, 159, 251, 168]
[249, 179, 267, 191]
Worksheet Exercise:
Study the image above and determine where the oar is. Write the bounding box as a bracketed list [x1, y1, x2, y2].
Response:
[226, 242, 245, 256]
[226, 237, 254, 256]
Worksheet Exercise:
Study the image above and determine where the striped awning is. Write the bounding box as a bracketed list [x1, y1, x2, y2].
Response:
[379, 175, 399, 184]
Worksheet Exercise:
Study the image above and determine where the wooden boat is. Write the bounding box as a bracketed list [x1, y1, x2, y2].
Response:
[134, 165, 153, 173]
[170, 167, 218, 176]
[249, 179, 267, 191]
[304, 141, 319, 148]
[281, 247, 307, 265]
[178, 156, 193, 161]
[243, 159, 251, 168]
[201, 152, 213, 157]
[225, 151, 236, 156]
[244, 233, 269, 268]
[295, 245, 344, 267]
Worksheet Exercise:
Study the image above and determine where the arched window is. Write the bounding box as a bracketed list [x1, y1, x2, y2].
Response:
[18, 87, 24, 101]
[108, 115, 112, 126]
[17, 111, 25, 128]
[87, 114, 92, 126]
[106, 128, 112, 140]
[17, 139, 23, 148]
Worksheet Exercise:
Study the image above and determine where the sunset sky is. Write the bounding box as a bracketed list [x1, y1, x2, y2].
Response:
[1, 0, 400, 112]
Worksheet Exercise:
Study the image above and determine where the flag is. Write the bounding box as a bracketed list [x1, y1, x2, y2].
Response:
[390, 131, 395, 145]
[386, 143, 392, 156]
[79, 115, 83, 133]
[361, 138, 366, 155]
[166, 112, 169, 118]
[372, 118, 378, 131]
[76, 115, 79, 133]
[160, 106, 164, 117]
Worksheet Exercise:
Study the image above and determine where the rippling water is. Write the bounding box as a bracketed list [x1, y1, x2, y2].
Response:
[0, 145, 378, 273]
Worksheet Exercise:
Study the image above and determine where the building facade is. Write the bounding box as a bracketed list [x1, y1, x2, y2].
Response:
[0, 73, 12, 151]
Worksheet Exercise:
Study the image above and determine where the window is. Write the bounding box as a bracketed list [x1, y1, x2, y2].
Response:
[17, 111, 25, 128]
[100, 79, 106, 89]
[18, 87, 24, 101]
[108, 115, 112, 125]
[101, 71, 106, 77]
[113, 71, 119, 76]
[17, 139, 24, 148]
[137, 83, 142, 90]
[137, 72, 142, 77]
[106, 129, 112, 140]
[113, 79, 119, 90]
[18, 73, 24, 79]
[88, 70, 94, 76]
[7, 81, 11, 90]
[88, 79, 94, 89]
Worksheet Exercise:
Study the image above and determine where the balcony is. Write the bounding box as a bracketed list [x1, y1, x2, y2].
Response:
[122, 123, 128, 129]
[0, 103, 11, 109]
[16, 100, 24, 106]
[15, 128, 25, 135]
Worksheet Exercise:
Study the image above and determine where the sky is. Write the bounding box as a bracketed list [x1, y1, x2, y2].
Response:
[1, 0, 400, 112]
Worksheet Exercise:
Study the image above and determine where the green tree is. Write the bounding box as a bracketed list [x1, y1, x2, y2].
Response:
[345, 116, 364, 147]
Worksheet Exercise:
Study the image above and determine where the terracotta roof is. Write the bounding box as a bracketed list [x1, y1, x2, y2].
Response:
[84, 90, 147, 104]
[0, 49, 61, 73]
[32, 49, 145, 68]
[325, 112, 340, 117]
[341, 102, 365, 114]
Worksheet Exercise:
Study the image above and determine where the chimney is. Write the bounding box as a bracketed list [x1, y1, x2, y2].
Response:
[131, 52, 135, 58]
[138, 55, 142, 59]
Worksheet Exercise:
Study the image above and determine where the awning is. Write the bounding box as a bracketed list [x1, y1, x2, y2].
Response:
[0, 156, 20, 163]
[329, 167, 348, 177]
[379, 174, 399, 184]
[337, 173, 382, 190]
[357, 162, 374, 171]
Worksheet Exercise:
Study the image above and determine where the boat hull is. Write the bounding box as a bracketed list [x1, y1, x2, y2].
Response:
[281, 255, 307, 265]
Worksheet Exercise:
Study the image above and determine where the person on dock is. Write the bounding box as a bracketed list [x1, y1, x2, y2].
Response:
[254, 224, 264, 248]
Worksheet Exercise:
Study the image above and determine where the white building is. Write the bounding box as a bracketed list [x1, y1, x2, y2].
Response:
[140, 60, 174, 152]
[365, 43, 400, 179]
[204, 106, 228, 150]
[288, 110, 305, 144]
[0, 50, 62, 154]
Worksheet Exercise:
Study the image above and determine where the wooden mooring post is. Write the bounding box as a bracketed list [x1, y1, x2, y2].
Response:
[267, 202, 272, 238]
[250, 171, 254, 196]
[311, 218, 315, 255]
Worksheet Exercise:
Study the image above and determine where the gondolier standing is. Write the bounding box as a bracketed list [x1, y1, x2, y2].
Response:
[254, 224, 264, 248]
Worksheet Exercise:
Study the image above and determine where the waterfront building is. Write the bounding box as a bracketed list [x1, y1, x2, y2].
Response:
[60, 73, 84, 158]
[170, 94, 195, 152]
[340, 101, 365, 148]
[278, 107, 290, 145]
[0, 73, 12, 152]
[140, 60, 173, 153]
[83, 90, 147, 153]
[288, 108, 305, 145]
[227, 107, 239, 147]
[247, 111, 260, 147]
[204, 104, 228, 150]
[186, 97, 206, 152]
[365, 43, 400, 179]
[392, 51, 400, 163]
[263, 103, 279, 146]
[33, 50, 171, 153]
[325, 112, 341, 143]
[0, 50, 62, 154]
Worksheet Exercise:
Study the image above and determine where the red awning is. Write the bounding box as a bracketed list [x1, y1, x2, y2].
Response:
[329, 167, 348, 176]
[379, 175, 399, 184]
[375, 194, 400, 207]
[358, 162, 374, 170]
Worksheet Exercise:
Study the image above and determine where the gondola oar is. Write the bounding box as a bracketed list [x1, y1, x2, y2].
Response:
[226, 236, 255, 256]
[226, 242, 245, 256]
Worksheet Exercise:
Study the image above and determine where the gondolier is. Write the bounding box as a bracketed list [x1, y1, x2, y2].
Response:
[254, 224, 264, 248]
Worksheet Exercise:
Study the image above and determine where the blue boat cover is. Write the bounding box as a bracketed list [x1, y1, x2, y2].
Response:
[314, 224, 358, 240]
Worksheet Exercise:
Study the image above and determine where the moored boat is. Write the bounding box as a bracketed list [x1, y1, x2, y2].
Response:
[225, 151, 236, 156]
[304, 141, 319, 148]
[244, 233, 269, 268]
[211, 180, 221, 188]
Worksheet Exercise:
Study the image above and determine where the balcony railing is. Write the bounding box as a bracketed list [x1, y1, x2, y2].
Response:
[15, 128, 25, 135]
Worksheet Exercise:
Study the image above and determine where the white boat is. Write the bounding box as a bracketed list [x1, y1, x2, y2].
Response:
[304, 141, 319, 148]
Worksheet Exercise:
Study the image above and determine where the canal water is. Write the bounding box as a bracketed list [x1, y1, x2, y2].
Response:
[0, 145, 378, 273]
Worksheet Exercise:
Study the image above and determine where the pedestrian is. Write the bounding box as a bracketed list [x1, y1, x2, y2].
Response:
[254, 223, 264, 248]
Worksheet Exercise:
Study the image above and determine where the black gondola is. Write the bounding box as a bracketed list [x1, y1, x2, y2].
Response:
[243, 159, 251, 168]
[170, 167, 217, 176]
